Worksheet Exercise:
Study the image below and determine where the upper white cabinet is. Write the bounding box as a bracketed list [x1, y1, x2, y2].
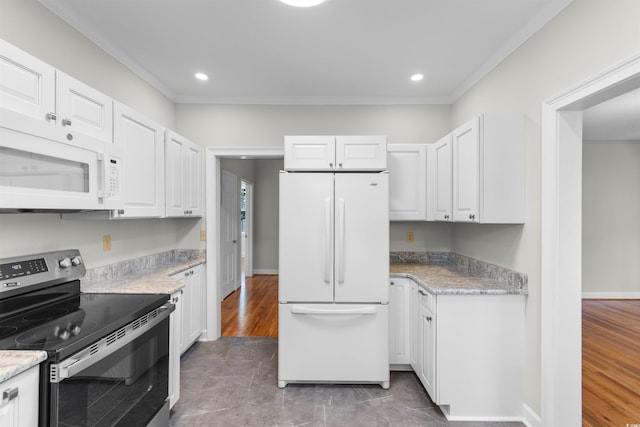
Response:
[284, 135, 387, 171]
[426, 135, 452, 222]
[112, 102, 165, 218]
[165, 130, 203, 217]
[0, 39, 55, 122]
[427, 114, 525, 224]
[452, 114, 524, 223]
[388, 144, 427, 221]
[0, 40, 113, 143]
[56, 71, 113, 142]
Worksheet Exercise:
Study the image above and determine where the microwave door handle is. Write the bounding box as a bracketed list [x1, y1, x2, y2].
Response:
[96, 153, 106, 199]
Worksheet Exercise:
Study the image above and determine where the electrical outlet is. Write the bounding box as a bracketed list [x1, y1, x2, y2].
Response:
[200, 230, 207, 241]
[103, 235, 112, 251]
[406, 231, 414, 243]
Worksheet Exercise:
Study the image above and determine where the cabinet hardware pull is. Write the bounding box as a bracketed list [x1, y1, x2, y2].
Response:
[46, 112, 57, 121]
[444, 214, 449, 220]
[2, 387, 19, 402]
[418, 289, 427, 296]
[62, 118, 72, 126]
[390, 281, 395, 286]
[469, 214, 476, 220]
[426, 316, 432, 322]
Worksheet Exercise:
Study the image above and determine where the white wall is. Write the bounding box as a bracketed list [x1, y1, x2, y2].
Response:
[582, 142, 640, 293]
[449, 0, 640, 416]
[253, 159, 284, 272]
[0, 0, 204, 268]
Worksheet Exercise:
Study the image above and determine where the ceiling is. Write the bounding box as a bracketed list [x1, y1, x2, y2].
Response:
[39, 0, 573, 104]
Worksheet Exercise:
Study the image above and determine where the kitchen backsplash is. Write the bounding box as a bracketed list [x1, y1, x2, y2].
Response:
[390, 251, 528, 291]
[83, 249, 205, 284]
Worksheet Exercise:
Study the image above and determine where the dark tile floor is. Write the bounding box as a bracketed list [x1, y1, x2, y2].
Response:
[170, 337, 525, 427]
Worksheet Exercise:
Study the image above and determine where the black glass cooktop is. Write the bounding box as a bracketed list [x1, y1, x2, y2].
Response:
[0, 281, 169, 361]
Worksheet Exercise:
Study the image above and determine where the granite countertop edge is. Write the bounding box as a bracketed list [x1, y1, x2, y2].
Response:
[390, 271, 528, 295]
[0, 351, 47, 383]
[81, 256, 206, 295]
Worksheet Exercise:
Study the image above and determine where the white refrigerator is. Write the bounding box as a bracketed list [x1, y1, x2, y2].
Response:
[278, 170, 390, 389]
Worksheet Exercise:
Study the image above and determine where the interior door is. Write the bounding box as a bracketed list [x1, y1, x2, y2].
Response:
[278, 172, 334, 303]
[334, 173, 389, 303]
[221, 170, 238, 300]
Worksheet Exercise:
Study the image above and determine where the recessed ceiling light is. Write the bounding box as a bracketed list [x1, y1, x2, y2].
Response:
[410, 73, 424, 82]
[195, 72, 209, 81]
[279, 0, 327, 7]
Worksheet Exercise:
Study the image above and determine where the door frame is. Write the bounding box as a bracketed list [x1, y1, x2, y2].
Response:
[205, 148, 284, 340]
[241, 179, 254, 277]
[540, 53, 640, 426]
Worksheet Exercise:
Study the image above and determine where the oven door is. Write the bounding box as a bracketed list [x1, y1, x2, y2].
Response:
[0, 108, 122, 211]
[47, 305, 173, 427]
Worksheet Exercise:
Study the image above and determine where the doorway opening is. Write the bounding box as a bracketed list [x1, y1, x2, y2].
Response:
[205, 149, 284, 341]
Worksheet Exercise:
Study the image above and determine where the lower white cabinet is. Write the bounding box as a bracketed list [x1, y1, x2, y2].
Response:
[173, 264, 205, 355]
[388, 278, 412, 366]
[0, 366, 39, 427]
[168, 290, 183, 409]
[390, 277, 525, 420]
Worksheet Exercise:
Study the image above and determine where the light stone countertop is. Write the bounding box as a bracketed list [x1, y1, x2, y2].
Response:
[81, 255, 205, 295]
[390, 252, 528, 295]
[0, 351, 47, 383]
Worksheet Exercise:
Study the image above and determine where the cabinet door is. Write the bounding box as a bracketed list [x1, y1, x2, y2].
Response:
[56, 72, 113, 142]
[0, 40, 55, 122]
[188, 266, 204, 344]
[418, 293, 437, 402]
[184, 141, 203, 216]
[452, 117, 480, 222]
[284, 135, 335, 170]
[388, 144, 427, 221]
[168, 290, 182, 409]
[336, 135, 387, 170]
[409, 281, 419, 370]
[427, 135, 452, 221]
[113, 102, 165, 218]
[389, 278, 411, 365]
[0, 366, 39, 427]
[165, 130, 187, 217]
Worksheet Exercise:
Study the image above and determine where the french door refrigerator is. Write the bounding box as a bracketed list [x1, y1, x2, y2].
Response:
[278, 170, 390, 389]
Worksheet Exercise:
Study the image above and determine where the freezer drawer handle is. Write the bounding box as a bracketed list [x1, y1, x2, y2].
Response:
[291, 306, 377, 315]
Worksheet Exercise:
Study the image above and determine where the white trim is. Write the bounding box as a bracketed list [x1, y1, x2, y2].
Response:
[205, 147, 285, 341]
[582, 292, 640, 299]
[540, 53, 640, 427]
[522, 403, 542, 427]
[253, 269, 279, 275]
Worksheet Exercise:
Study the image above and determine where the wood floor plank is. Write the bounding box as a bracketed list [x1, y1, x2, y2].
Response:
[221, 274, 278, 337]
[583, 299, 640, 426]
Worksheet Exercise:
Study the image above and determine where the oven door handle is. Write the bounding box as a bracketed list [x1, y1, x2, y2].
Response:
[50, 302, 174, 383]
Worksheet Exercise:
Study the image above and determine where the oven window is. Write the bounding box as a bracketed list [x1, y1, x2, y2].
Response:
[0, 146, 89, 193]
[55, 318, 169, 427]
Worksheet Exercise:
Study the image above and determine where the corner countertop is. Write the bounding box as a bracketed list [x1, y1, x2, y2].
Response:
[390, 252, 528, 295]
[0, 351, 47, 383]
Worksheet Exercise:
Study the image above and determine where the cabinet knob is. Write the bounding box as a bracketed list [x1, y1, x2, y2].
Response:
[390, 281, 395, 286]
[46, 112, 57, 121]
[62, 118, 72, 126]
[329, 163, 334, 168]
[469, 214, 476, 220]
[117, 209, 125, 215]
[444, 214, 449, 220]
[338, 163, 343, 168]
[426, 316, 433, 322]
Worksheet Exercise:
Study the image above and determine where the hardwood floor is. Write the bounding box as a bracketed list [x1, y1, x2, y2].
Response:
[221, 274, 278, 337]
[582, 299, 640, 426]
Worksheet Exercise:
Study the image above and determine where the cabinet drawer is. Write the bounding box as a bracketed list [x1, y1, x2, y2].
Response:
[417, 287, 435, 312]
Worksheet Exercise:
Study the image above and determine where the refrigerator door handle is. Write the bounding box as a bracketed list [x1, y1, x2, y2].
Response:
[337, 197, 346, 284]
[290, 306, 377, 315]
[323, 197, 332, 284]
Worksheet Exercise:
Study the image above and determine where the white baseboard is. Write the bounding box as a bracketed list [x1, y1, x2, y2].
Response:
[253, 269, 278, 275]
[522, 403, 541, 427]
[582, 292, 640, 299]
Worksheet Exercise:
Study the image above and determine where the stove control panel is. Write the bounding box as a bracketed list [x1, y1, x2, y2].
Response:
[0, 249, 86, 298]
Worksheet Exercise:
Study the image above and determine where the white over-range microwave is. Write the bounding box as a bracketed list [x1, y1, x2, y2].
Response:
[0, 108, 123, 212]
